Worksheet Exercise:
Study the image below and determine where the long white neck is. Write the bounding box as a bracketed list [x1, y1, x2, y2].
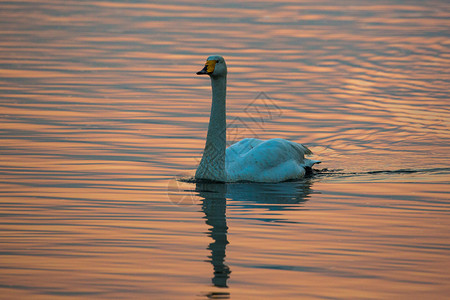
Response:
[195, 75, 227, 181]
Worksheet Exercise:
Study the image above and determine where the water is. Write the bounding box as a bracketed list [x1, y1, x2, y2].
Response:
[1, 0, 449, 299]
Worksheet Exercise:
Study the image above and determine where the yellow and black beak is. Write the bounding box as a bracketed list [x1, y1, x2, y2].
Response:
[196, 60, 217, 75]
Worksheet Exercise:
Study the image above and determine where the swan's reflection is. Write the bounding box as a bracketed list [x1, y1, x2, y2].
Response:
[196, 183, 231, 289]
[195, 179, 314, 292]
[225, 180, 313, 210]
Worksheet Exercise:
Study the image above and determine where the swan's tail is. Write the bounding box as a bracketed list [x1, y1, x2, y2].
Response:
[304, 158, 321, 175]
[305, 159, 321, 167]
[291, 141, 321, 169]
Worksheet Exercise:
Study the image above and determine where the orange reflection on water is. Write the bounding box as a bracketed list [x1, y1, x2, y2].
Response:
[0, 0, 449, 299]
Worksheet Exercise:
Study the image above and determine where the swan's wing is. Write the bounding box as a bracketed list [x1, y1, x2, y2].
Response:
[226, 138, 264, 164]
[226, 138, 320, 182]
[299, 144, 313, 155]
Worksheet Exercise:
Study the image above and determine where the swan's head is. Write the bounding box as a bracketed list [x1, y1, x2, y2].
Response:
[197, 55, 227, 78]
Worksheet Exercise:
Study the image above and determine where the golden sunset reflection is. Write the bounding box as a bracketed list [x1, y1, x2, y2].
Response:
[1, 0, 449, 299]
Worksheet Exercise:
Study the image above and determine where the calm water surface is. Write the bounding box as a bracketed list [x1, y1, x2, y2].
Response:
[1, 0, 449, 299]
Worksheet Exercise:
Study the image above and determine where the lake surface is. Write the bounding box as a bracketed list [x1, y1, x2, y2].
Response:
[1, 0, 449, 299]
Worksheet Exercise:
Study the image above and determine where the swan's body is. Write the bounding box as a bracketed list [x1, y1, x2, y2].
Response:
[226, 137, 319, 182]
[195, 55, 320, 183]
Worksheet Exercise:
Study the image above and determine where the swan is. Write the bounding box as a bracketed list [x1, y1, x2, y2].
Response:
[195, 55, 320, 182]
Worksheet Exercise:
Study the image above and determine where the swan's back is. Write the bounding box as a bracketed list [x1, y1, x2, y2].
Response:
[225, 138, 319, 182]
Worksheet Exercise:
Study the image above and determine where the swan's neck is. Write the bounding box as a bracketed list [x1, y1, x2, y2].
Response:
[196, 75, 227, 182]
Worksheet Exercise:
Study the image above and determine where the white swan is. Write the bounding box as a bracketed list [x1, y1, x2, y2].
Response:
[195, 55, 320, 182]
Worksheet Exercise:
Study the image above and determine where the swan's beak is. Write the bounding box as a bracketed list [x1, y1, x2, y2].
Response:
[196, 60, 216, 75]
[196, 65, 209, 75]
